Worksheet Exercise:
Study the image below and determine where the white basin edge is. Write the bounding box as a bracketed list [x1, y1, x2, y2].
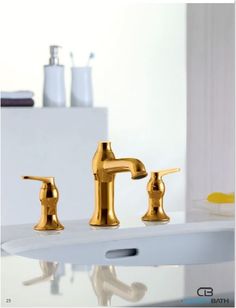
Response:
[1, 216, 234, 256]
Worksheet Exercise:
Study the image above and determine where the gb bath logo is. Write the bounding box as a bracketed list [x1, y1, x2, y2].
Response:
[197, 287, 214, 297]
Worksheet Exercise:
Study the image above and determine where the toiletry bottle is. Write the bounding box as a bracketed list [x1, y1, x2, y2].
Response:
[71, 66, 93, 107]
[43, 45, 66, 107]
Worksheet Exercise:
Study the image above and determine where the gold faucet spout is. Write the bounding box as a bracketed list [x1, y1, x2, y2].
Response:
[90, 142, 147, 227]
[103, 158, 147, 179]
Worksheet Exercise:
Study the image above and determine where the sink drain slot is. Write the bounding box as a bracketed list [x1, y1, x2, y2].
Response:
[105, 248, 138, 259]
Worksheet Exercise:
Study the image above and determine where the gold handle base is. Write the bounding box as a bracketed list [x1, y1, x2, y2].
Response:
[142, 207, 170, 222]
[34, 223, 64, 231]
[34, 215, 64, 231]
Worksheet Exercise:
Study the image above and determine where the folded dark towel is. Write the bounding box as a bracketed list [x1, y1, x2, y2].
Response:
[1, 98, 34, 107]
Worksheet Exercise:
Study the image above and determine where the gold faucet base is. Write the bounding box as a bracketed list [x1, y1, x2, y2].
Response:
[34, 216, 64, 231]
[142, 210, 170, 222]
[34, 223, 64, 231]
[34, 213, 64, 231]
[89, 212, 120, 227]
[90, 179, 120, 227]
[89, 222, 120, 227]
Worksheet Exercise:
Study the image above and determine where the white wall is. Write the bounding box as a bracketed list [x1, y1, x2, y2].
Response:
[186, 4, 235, 208]
[2, 108, 107, 225]
[1, 1, 186, 219]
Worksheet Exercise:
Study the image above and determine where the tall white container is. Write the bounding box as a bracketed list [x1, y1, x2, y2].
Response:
[71, 67, 93, 107]
[43, 45, 66, 107]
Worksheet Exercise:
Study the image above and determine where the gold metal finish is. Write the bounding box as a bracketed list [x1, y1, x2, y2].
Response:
[22, 176, 64, 231]
[142, 168, 180, 222]
[90, 142, 147, 227]
[90, 266, 147, 306]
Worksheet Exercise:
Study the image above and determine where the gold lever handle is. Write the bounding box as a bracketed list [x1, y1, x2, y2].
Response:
[153, 168, 180, 179]
[22, 175, 64, 231]
[22, 176, 55, 185]
[142, 168, 180, 222]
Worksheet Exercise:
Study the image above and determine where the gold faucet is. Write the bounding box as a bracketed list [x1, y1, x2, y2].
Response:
[22, 176, 64, 231]
[89, 142, 147, 227]
[142, 168, 180, 222]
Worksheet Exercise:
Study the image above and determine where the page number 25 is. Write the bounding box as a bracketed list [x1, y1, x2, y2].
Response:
[5, 298, 11, 303]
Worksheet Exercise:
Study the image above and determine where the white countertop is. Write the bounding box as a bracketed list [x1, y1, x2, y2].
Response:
[1, 210, 234, 254]
[1, 209, 234, 266]
[1, 210, 234, 307]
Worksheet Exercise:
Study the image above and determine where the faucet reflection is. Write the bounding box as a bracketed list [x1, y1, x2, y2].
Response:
[90, 142, 147, 226]
[23, 261, 58, 286]
[50, 263, 65, 295]
[90, 265, 147, 306]
[23, 261, 65, 295]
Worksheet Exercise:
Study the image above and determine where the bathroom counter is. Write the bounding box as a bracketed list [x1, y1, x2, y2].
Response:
[1, 210, 234, 306]
[2, 209, 233, 244]
[1, 210, 234, 265]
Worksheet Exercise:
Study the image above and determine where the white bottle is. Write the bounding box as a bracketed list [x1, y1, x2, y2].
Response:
[43, 45, 66, 107]
[71, 66, 93, 107]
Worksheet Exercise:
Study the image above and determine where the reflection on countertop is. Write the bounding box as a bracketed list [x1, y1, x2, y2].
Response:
[23, 261, 58, 286]
[20, 260, 147, 305]
[22, 261, 65, 295]
[1, 254, 234, 307]
[90, 265, 147, 306]
[21, 261, 147, 305]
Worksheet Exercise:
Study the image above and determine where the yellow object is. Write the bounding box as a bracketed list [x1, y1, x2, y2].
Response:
[207, 192, 235, 204]
[89, 141, 147, 227]
[142, 168, 180, 222]
[22, 176, 64, 231]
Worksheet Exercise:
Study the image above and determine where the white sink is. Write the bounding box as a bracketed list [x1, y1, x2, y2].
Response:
[1, 211, 234, 265]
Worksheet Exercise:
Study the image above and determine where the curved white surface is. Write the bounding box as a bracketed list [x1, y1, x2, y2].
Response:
[1, 211, 234, 265]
